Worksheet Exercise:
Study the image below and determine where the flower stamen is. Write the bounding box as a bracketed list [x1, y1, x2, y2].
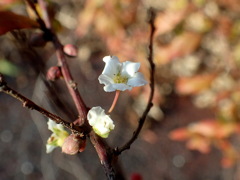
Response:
[113, 73, 128, 84]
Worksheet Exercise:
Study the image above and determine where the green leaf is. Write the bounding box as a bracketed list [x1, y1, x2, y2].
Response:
[0, 59, 20, 77]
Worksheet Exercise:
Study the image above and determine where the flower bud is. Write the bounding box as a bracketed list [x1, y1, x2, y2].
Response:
[87, 106, 115, 138]
[63, 44, 78, 57]
[46, 66, 62, 81]
[29, 32, 47, 47]
[62, 134, 86, 155]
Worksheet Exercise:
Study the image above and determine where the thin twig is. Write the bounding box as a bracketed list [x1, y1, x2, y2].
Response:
[114, 9, 156, 155]
[38, 0, 51, 29]
[0, 74, 89, 135]
[25, 0, 48, 31]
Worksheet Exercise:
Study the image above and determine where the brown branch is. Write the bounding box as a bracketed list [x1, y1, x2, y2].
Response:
[41, 0, 88, 125]
[114, 9, 156, 155]
[0, 74, 89, 135]
[25, 1, 115, 179]
[89, 132, 115, 180]
[25, 0, 88, 125]
[54, 39, 88, 126]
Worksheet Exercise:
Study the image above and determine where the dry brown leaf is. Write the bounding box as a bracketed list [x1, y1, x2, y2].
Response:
[154, 5, 193, 35]
[155, 32, 202, 65]
[186, 136, 211, 154]
[0, 10, 39, 35]
[0, 0, 21, 9]
[169, 128, 189, 141]
[176, 74, 216, 95]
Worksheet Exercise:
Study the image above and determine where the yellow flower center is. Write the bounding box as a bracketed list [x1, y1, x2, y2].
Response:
[113, 73, 128, 84]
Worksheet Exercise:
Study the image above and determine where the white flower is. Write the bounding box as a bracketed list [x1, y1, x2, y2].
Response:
[87, 106, 115, 138]
[98, 56, 147, 92]
[46, 119, 69, 153]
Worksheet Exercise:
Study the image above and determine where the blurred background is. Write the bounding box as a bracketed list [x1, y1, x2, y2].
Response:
[1, 0, 240, 179]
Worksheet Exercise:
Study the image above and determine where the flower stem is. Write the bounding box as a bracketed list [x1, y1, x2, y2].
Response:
[108, 90, 121, 113]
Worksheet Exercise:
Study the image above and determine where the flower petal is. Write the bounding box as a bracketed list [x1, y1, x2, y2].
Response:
[112, 83, 132, 91]
[48, 119, 65, 132]
[103, 84, 116, 92]
[98, 74, 116, 91]
[93, 124, 109, 135]
[93, 127, 109, 138]
[47, 119, 56, 131]
[87, 107, 101, 126]
[98, 74, 114, 85]
[46, 144, 56, 153]
[121, 61, 140, 77]
[127, 72, 148, 87]
[102, 56, 121, 77]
